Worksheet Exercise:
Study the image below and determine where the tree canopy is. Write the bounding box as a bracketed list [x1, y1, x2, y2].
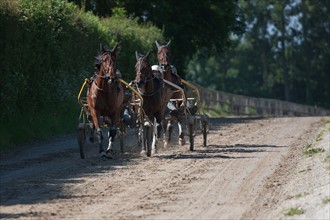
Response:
[68, 0, 245, 74]
[186, 0, 329, 109]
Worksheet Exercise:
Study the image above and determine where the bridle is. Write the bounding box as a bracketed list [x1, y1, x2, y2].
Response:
[135, 57, 160, 96]
[135, 57, 155, 85]
[158, 46, 171, 72]
[93, 52, 117, 90]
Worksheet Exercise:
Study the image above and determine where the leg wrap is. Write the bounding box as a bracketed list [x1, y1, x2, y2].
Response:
[109, 127, 117, 138]
[156, 123, 162, 138]
[96, 128, 104, 153]
[96, 128, 103, 141]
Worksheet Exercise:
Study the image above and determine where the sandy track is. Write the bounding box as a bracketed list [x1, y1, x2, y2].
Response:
[0, 116, 328, 219]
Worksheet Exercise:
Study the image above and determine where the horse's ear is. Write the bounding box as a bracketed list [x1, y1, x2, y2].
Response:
[155, 41, 161, 49]
[166, 40, 171, 47]
[135, 51, 139, 61]
[146, 50, 151, 59]
[112, 43, 119, 54]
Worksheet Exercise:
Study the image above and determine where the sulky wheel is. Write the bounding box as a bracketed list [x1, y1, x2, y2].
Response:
[119, 126, 125, 153]
[201, 115, 209, 147]
[77, 123, 86, 159]
[188, 116, 195, 151]
[202, 121, 207, 147]
[189, 124, 194, 151]
[144, 121, 152, 157]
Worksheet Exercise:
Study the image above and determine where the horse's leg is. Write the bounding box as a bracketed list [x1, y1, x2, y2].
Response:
[164, 120, 173, 148]
[178, 116, 186, 146]
[89, 123, 95, 143]
[90, 110, 105, 158]
[139, 123, 146, 155]
[106, 125, 116, 158]
[151, 114, 163, 154]
[162, 119, 168, 144]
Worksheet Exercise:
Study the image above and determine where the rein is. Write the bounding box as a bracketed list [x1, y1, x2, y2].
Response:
[135, 57, 162, 97]
[134, 76, 161, 97]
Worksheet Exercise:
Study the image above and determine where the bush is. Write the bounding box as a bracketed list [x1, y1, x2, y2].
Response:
[0, 0, 163, 148]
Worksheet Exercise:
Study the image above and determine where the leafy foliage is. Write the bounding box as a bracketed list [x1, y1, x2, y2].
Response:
[68, 0, 245, 76]
[0, 0, 163, 147]
[186, 0, 330, 109]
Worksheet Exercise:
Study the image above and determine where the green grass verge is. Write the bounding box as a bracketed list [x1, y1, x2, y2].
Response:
[303, 143, 325, 156]
[0, 102, 79, 150]
[285, 207, 304, 216]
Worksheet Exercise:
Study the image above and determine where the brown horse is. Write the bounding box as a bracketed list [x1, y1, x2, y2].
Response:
[155, 40, 187, 146]
[87, 44, 125, 159]
[133, 51, 168, 155]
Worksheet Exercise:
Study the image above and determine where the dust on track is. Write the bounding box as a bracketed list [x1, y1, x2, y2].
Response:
[0, 116, 328, 219]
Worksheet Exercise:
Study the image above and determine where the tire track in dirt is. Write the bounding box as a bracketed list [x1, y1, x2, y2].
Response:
[0, 116, 325, 220]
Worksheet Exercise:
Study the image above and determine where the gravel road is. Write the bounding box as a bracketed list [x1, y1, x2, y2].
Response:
[1, 116, 329, 219]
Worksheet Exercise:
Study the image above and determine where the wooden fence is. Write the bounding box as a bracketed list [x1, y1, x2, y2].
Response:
[197, 87, 330, 117]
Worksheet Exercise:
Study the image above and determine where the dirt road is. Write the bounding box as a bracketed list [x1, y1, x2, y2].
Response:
[1, 116, 329, 219]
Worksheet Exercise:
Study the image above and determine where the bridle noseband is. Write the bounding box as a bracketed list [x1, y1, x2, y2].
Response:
[135, 57, 154, 85]
[158, 46, 171, 72]
[93, 52, 117, 90]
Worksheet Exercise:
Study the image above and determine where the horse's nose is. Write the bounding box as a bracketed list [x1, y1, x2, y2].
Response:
[161, 64, 170, 71]
[138, 78, 145, 85]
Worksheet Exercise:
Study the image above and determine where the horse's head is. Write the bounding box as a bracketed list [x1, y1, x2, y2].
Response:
[156, 40, 172, 72]
[135, 50, 152, 86]
[96, 44, 119, 82]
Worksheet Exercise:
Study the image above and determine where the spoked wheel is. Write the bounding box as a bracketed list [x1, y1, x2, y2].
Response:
[77, 123, 86, 159]
[201, 115, 209, 147]
[189, 124, 194, 151]
[202, 122, 207, 147]
[144, 121, 152, 157]
[187, 116, 195, 151]
[119, 126, 125, 153]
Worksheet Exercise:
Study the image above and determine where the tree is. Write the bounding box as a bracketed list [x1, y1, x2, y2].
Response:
[68, 0, 245, 77]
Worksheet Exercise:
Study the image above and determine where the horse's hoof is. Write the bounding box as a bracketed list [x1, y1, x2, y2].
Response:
[179, 138, 186, 146]
[164, 141, 168, 148]
[99, 152, 107, 160]
[105, 153, 113, 159]
[151, 149, 158, 155]
[140, 150, 147, 156]
[105, 149, 114, 159]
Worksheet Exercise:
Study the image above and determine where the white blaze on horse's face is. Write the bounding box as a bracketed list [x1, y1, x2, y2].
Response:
[158, 47, 171, 66]
[156, 40, 172, 71]
[102, 52, 116, 78]
[135, 51, 151, 86]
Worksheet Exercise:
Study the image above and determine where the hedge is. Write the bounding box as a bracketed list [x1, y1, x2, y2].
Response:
[0, 0, 164, 148]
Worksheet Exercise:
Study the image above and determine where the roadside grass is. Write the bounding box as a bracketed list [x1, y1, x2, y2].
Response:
[303, 143, 325, 156]
[200, 103, 229, 117]
[316, 130, 325, 141]
[325, 155, 330, 170]
[284, 207, 304, 216]
[322, 197, 330, 205]
[0, 103, 78, 151]
[294, 193, 303, 199]
[298, 167, 312, 173]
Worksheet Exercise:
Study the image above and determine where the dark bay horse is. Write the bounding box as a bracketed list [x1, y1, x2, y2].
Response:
[154, 40, 188, 146]
[87, 44, 125, 159]
[133, 51, 168, 155]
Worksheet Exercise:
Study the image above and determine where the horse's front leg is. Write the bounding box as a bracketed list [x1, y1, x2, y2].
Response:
[89, 123, 95, 143]
[164, 120, 173, 148]
[106, 125, 117, 159]
[90, 111, 106, 158]
[151, 114, 163, 154]
[178, 117, 186, 146]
